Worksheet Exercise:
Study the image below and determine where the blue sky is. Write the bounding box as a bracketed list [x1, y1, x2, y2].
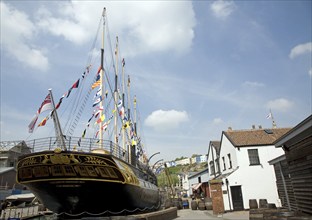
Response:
[1, 1, 311, 163]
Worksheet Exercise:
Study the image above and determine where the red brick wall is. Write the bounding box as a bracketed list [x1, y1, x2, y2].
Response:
[209, 179, 225, 215]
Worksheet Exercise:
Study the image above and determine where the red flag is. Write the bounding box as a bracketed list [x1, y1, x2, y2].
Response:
[38, 94, 53, 114]
[28, 93, 53, 133]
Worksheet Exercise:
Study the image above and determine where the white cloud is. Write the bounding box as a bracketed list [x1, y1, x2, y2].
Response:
[243, 81, 265, 88]
[210, 0, 236, 19]
[309, 68, 312, 77]
[145, 109, 189, 132]
[1, 2, 49, 71]
[266, 98, 294, 112]
[212, 118, 223, 125]
[289, 42, 312, 59]
[34, 3, 91, 45]
[34, 1, 196, 56]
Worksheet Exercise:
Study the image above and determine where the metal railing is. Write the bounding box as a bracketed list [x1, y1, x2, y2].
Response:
[1, 137, 157, 184]
[23, 137, 130, 163]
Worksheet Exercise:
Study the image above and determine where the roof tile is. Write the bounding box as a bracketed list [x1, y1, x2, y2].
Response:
[224, 127, 292, 147]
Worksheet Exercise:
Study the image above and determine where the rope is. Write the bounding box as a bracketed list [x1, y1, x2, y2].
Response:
[53, 203, 161, 218]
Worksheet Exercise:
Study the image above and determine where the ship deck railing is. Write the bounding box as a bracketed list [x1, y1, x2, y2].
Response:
[23, 136, 131, 164]
[2, 137, 158, 184]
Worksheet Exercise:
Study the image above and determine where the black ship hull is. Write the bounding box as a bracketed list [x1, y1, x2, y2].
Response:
[17, 149, 160, 217]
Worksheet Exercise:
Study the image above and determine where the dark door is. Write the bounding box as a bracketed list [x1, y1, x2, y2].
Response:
[230, 186, 244, 210]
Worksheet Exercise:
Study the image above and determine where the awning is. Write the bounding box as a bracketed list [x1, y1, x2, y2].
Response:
[191, 182, 202, 190]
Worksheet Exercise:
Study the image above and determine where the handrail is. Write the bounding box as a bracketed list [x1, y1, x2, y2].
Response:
[2, 137, 157, 183]
[21, 136, 128, 163]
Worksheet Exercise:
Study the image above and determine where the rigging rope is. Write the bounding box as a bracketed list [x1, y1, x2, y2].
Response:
[64, 14, 103, 136]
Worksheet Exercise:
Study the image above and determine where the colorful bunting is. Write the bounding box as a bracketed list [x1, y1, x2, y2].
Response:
[38, 116, 48, 127]
[96, 114, 105, 124]
[92, 96, 102, 107]
[94, 88, 102, 100]
[91, 74, 101, 90]
[66, 79, 80, 98]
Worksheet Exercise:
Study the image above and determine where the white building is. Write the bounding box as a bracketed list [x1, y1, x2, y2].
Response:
[165, 161, 176, 167]
[177, 172, 196, 197]
[175, 158, 190, 166]
[207, 141, 221, 177]
[207, 127, 291, 211]
[190, 157, 196, 164]
[199, 154, 208, 163]
[188, 169, 209, 197]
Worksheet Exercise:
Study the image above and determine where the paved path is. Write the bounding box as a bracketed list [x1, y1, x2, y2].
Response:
[176, 209, 249, 220]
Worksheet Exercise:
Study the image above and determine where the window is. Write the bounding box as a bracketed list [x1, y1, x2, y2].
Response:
[198, 176, 201, 183]
[222, 157, 226, 170]
[209, 161, 215, 175]
[228, 154, 232, 169]
[215, 158, 220, 174]
[248, 149, 260, 165]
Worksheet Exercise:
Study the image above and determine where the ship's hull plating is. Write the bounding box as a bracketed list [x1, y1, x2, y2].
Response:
[17, 150, 160, 217]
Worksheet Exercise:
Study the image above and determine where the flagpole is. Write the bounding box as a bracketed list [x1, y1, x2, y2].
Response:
[49, 89, 66, 150]
[270, 109, 277, 128]
[267, 109, 277, 128]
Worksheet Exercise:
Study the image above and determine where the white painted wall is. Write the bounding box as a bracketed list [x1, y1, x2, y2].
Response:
[219, 134, 284, 211]
[199, 155, 207, 163]
[207, 144, 218, 176]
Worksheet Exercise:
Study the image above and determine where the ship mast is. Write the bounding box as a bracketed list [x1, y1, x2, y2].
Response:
[122, 58, 126, 154]
[49, 89, 66, 150]
[99, 7, 106, 147]
[127, 75, 131, 163]
[114, 36, 119, 156]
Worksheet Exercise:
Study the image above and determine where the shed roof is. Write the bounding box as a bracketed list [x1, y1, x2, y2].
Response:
[275, 114, 312, 148]
[188, 168, 208, 179]
[224, 127, 291, 147]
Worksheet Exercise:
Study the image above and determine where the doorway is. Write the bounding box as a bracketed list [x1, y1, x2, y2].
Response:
[230, 185, 244, 210]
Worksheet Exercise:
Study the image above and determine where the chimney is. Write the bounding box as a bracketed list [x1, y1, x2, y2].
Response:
[252, 125, 256, 129]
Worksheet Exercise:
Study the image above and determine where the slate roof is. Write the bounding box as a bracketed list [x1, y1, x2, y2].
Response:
[223, 127, 292, 147]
